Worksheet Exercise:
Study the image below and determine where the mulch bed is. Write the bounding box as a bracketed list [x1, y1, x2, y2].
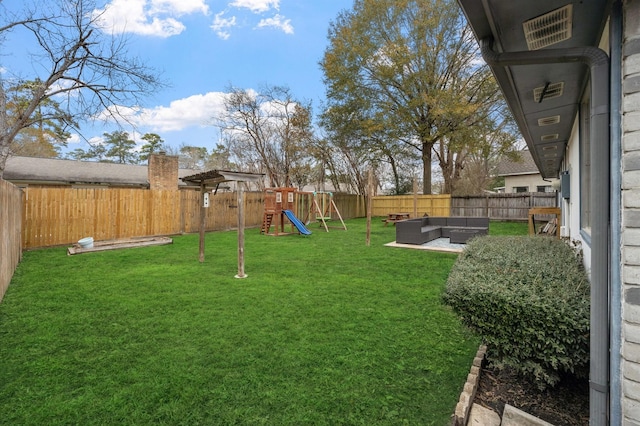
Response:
[474, 364, 589, 425]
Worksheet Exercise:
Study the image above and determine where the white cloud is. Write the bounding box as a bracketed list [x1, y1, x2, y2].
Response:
[88, 136, 106, 146]
[108, 92, 228, 132]
[229, 0, 279, 13]
[47, 79, 81, 99]
[152, 0, 209, 15]
[93, 0, 209, 38]
[256, 14, 293, 34]
[67, 134, 82, 145]
[211, 12, 237, 40]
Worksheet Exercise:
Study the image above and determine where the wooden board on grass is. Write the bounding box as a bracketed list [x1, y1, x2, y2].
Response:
[67, 236, 173, 255]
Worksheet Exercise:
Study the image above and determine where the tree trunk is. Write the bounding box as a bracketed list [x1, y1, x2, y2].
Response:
[451, 152, 465, 194]
[387, 154, 401, 195]
[439, 143, 452, 194]
[422, 142, 432, 194]
[0, 140, 9, 179]
[0, 82, 9, 179]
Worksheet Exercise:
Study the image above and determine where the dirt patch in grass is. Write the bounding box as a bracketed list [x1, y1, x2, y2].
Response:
[474, 364, 589, 425]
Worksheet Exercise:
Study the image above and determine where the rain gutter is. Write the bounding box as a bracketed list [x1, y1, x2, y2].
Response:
[608, 1, 623, 423]
[480, 38, 611, 425]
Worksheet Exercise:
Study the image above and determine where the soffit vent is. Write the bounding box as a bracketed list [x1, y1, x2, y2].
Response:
[533, 82, 564, 102]
[542, 145, 558, 151]
[538, 115, 561, 126]
[523, 5, 573, 50]
[541, 134, 559, 141]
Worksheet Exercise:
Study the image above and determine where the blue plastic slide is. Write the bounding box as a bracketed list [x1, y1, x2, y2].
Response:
[283, 210, 312, 235]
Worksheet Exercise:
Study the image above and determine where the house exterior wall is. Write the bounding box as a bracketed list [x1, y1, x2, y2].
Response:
[503, 174, 553, 193]
[622, 0, 640, 421]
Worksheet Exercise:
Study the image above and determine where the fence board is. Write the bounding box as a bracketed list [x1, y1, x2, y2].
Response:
[450, 193, 557, 220]
[372, 195, 451, 217]
[19, 189, 369, 249]
[22, 188, 183, 248]
[334, 193, 366, 219]
[19, 188, 557, 250]
[1, 180, 23, 302]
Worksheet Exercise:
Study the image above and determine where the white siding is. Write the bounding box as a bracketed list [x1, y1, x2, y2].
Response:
[503, 174, 552, 193]
[622, 0, 640, 421]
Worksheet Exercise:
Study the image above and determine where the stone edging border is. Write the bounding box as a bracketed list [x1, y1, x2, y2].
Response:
[451, 344, 487, 426]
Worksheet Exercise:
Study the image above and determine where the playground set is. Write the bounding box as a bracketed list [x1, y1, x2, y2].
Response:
[261, 188, 347, 236]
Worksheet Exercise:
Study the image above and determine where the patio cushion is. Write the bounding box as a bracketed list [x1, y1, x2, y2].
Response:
[466, 217, 490, 227]
[428, 217, 447, 226]
[447, 217, 467, 227]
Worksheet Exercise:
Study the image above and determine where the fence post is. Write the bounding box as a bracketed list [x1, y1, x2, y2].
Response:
[413, 177, 418, 218]
[366, 169, 373, 246]
[485, 193, 490, 218]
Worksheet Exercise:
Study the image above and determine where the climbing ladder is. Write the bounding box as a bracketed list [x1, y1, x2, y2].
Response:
[261, 213, 273, 234]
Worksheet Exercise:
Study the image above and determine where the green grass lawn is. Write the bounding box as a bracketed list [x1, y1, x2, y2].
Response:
[0, 218, 526, 425]
[488, 220, 530, 236]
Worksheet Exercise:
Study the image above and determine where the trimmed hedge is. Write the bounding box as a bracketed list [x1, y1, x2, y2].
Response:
[443, 236, 590, 389]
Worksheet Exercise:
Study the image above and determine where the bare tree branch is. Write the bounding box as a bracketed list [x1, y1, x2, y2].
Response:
[0, 0, 165, 177]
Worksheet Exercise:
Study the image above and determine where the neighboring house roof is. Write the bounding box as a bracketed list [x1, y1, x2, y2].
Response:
[4, 156, 196, 187]
[496, 151, 540, 177]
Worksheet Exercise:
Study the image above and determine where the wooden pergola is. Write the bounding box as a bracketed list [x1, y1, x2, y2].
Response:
[181, 170, 264, 278]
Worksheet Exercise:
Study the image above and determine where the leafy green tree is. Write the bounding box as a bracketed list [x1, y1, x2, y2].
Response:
[139, 133, 165, 163]
[10, 128, 62, 157]
[179, 144, 208, 170]
[434, 80, 519, 194]
[6, 79, 75, 157]
[321, 0, 514, 194]
[104, 130, 137, 164]
[66, 143, 108, 162]
[205, 143, 236, 171]
[319, 98, 420, 195]
[0, 0, 164, 177]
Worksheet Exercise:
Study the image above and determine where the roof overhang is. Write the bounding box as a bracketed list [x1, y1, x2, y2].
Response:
[457, 0, 610, 178]
[181, 170, 264, 186]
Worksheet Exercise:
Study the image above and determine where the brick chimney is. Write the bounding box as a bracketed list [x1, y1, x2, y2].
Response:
[148, 152, 179, 191]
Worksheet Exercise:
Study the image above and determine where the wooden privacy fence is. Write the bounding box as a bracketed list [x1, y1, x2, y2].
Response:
[333, 193, 366, 219]
[1, 180, 23, 302]
[19, 188, 552, 250]
[372, 195, 451, 217]
[22, 188, 264, 249]
[371, 192, 557, 221]
[21, 188, 366, 249]
[450, 193, 557, 220]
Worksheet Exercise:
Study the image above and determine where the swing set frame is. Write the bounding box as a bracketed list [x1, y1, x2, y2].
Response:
[311, 191, 347, 232]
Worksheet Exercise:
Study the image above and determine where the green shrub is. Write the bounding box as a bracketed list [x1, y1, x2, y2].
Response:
[443, 236, 590, 389]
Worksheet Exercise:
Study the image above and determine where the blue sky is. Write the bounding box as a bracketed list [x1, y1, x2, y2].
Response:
[2, 0, 352, 155]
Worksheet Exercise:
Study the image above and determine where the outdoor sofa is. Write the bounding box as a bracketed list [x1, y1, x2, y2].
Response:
[395, 216, 489, 245]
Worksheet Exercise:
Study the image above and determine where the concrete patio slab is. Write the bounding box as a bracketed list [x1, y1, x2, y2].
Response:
[384, 237, 465, 253]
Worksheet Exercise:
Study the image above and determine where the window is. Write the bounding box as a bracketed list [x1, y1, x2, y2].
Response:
[537, 185, 552, 193]
[580, 92, 591, 235]
[513, 186, 529, 193]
